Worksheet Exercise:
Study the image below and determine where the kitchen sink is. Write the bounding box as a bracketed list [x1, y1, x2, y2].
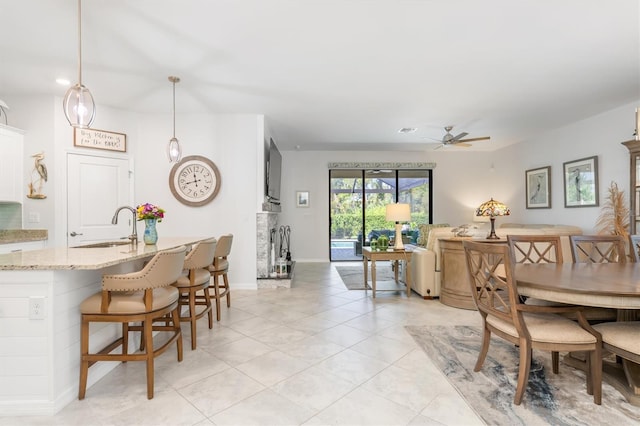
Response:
[72, 240, 133, 248]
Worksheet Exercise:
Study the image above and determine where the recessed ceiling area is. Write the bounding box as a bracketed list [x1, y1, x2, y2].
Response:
[0, 0, 638, 151]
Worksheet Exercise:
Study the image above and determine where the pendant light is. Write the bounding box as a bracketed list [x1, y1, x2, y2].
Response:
[63, 0, 96, 128]
[167, 76, 183, 163]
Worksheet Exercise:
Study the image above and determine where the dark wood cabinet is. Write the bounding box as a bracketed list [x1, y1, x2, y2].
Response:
[622, 139, 640, 234]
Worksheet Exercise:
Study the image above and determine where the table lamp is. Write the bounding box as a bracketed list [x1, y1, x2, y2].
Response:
[386, 203, 411, 250]
[475, 198, 510, 239]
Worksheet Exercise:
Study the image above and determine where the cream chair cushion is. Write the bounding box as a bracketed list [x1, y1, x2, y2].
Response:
[80, 287, 178, 314]
[593, 321, 640, 354]
[487, 312, 597, 345]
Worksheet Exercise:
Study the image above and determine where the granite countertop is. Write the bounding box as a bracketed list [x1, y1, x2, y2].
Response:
[0, 237, 207, 270]
[0, 229, 48, 244]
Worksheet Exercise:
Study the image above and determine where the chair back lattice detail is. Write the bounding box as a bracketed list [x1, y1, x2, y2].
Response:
[463, 241, 523, 331]
[570, 235, 627, 264]
[507, 235, 562, 264]
[629, 235, 640, 263]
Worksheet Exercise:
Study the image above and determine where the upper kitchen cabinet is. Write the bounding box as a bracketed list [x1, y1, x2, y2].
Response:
[0, 125, 24, 203]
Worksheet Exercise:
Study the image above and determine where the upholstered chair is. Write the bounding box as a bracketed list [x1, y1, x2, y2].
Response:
[173, 238, 217, 350]
[207, 234, 233, 321]
[463, 240, 602, 405]
[78, 246, 187, 400]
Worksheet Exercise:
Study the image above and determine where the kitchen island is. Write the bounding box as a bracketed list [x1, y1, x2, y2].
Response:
[0, 237, 207, 416]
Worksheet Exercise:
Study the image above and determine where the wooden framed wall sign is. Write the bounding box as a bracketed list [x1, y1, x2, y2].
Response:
[74, 128, 127, 152]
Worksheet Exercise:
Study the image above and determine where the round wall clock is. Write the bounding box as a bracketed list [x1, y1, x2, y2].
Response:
[169, 155, 221, 206]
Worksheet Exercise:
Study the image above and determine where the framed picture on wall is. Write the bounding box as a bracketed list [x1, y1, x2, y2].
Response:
[296, 190, 310, 207]
[563, 156, 599, 208]
[525, 166, 551, 209]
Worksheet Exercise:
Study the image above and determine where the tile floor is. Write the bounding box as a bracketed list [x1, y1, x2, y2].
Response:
[2, 262, 484, 426]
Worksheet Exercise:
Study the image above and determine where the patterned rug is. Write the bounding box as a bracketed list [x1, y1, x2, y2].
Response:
[334, 265, 396, 290]
[405, 325, 640, 425]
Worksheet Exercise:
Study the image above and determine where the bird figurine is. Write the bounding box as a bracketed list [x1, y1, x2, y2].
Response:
[27, 152, 47, 199]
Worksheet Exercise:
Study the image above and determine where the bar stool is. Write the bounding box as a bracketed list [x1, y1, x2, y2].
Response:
[173, 238, 217, 349]
[207, 234, 233, 321]
[78, 246, 187, 400]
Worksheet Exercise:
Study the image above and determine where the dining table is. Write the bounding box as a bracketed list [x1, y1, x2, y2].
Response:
[515, 262, 640, 406]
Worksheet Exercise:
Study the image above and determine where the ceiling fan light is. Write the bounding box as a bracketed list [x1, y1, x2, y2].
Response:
[63, 83, 96, 128]
[167, 137, 182, 163]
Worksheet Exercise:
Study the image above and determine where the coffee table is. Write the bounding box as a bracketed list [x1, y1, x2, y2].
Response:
[362, 247, 412, 298]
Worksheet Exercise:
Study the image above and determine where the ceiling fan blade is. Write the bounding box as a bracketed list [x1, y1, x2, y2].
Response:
[457, 136, 490, 143]
[450, 142, 471, 147]
[433, 144, 444, 150]
[449, 132, 469, 142]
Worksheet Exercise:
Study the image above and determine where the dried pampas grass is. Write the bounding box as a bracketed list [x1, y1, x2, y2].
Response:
[596, 181, 629, 237]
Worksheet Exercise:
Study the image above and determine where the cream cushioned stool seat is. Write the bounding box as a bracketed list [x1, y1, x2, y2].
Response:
[173, 238, 217, 350]
[78, 246, 187, 400]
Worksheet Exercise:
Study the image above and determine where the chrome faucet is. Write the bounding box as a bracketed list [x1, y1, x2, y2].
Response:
[111, 206, 138, 244]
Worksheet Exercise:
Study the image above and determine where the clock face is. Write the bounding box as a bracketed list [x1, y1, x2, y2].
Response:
[169, 155, 221, 206]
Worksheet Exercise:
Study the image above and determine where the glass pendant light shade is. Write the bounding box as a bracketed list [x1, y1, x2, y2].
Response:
[64, 0, 96, 128]
[167, 137, 182, 162]
[63, 83, 96, 128]
[167, 76, 183, 163]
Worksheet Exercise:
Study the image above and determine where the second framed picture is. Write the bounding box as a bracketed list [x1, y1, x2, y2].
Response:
[525, 166, 551, 209]
[563, 155, 599, 208]
[296, 190, 310, 207]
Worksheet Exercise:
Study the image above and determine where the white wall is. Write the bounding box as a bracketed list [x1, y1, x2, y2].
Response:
[491, 101, 638, 233]
[280, 101, 640, 261]
[134, 113, 262, 288]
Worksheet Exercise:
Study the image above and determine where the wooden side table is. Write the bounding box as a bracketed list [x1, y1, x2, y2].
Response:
[439, 238, 506, 309]
[362, 247, 412, 298]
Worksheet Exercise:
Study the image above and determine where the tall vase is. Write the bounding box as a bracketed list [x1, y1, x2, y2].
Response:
[143, 218, 158, 245]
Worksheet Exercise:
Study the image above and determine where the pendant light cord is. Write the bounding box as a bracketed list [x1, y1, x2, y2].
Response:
[172, 80, 176, 138]
[77, 0, 83, 85]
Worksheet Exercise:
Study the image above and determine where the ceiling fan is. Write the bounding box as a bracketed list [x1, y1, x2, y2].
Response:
[433, 125, 490, 149]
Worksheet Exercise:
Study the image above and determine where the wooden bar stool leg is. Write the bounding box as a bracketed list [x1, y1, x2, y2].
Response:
[143, 316, 154, 399]
[171, 307, 183, 362]
[213, 275, 221, 321]
[224, 273, 230, 308]
[78, 317, 89, 400]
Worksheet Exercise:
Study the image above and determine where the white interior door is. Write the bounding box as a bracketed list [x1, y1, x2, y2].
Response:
[67, 153, 132, 246]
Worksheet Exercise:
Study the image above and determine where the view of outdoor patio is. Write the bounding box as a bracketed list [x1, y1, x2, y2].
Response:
[329, 169, 431, 261]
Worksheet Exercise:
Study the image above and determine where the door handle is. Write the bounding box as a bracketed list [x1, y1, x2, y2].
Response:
[70, 232, 84, 237]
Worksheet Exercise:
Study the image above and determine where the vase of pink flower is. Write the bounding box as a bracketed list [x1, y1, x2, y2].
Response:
[136, 203, 165, 245]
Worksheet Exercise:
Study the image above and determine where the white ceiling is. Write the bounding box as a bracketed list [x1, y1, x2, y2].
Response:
[1, 0, 638, 151]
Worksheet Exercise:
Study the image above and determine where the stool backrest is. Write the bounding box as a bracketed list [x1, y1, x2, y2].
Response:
[184, 238, 217, 270]
[102, 246, 187, 291]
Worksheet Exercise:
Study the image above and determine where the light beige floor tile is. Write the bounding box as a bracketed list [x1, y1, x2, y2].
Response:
[251, 324, 311, 346]
[314, 323, 372, 348]
[315, 348, 389, 385]
[155, 343, 231, 389]
[178, 367, 265, 418]
[208, 336, 274, 366]
[276, 334, 346, 363]
[314, 387, 418, 425]
[226, 314, 281, 336]
[235, 350, 311, 386]
[420, 391, 485, 426]
[350, 334, 416, 364]
[271, 366, 357, 411]
[210, 389, 314, 426]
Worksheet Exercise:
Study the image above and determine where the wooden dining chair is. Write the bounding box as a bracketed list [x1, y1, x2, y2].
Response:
[592, 320, 640, 391]
[628, 235, 640, 262]
[463, 240, 602, 405]
[570, 235, 627, 263]
[79, 246, 187, 400]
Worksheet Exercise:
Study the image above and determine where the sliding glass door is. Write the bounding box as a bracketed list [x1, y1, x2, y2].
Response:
[329, 168, 432, 261]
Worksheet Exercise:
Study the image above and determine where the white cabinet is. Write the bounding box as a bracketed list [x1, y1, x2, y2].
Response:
[0, 125, 24, 203]
[0, 240, 45, 254]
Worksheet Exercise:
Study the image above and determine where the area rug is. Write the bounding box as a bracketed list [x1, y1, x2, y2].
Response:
[335, 265, 396, 290]
[405, 325, 640, 425]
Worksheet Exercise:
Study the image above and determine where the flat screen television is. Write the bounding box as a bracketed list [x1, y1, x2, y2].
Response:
[266, 138, 282, 203]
